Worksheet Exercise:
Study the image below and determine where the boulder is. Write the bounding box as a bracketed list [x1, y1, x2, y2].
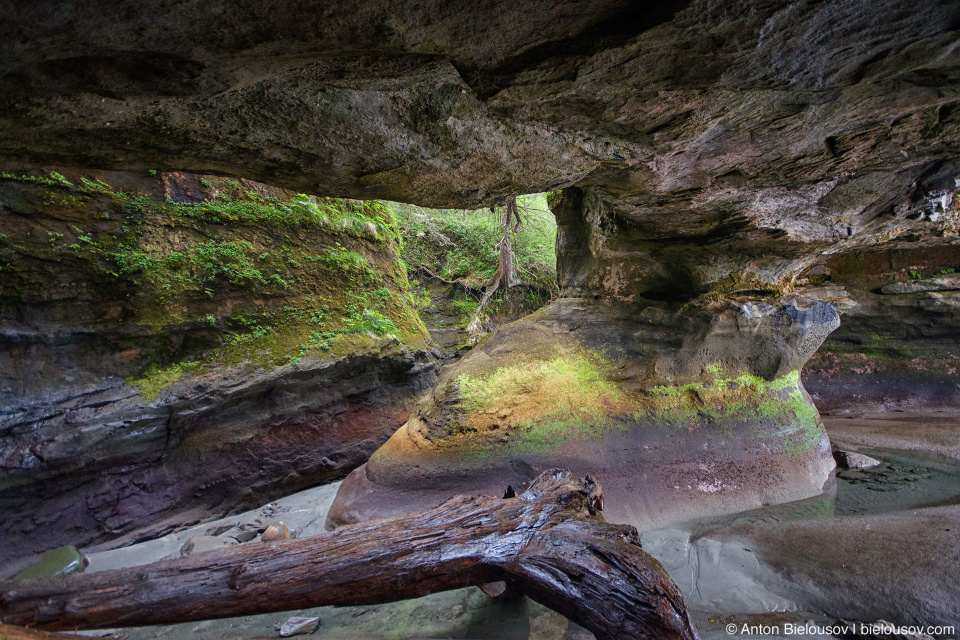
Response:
[12, 546, 87, 581]
[834, 450, 882, 470]
[232, 530, 259, 543]
[328, 294, 839, 532]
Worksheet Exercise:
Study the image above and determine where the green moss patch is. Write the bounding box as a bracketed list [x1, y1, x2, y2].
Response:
[452, 349, 623, 451]
[433, 354, 821, 457]
[638, 368, 821, 454]
[0, 171, 429, 401]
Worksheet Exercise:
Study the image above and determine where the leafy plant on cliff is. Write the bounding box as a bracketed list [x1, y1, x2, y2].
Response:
[395, 194, 558, 295]
[112, 239, 272, 295]
[0, 170, 428, 401]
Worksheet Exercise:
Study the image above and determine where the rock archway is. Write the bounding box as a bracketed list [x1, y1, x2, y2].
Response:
[2, 0, 960, 557]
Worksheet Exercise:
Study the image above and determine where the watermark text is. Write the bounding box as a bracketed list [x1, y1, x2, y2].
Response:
[724, 622, 955, 636]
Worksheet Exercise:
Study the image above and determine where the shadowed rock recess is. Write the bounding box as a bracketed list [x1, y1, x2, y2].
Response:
[1, 0, 960, 567]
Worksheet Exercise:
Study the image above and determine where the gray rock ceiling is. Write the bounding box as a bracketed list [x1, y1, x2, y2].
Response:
[1, 0, 959, 250]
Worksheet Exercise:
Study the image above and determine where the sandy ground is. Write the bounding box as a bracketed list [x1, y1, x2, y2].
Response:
[824, 411, 960, 462]
[12, 413, 959, 639]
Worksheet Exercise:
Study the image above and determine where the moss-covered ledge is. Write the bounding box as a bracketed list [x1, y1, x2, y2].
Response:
[326, 295, 839, 531]
[0, 169, 437, 571]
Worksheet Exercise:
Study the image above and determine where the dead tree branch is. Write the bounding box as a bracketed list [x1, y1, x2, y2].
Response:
[0, 470, 699, 640]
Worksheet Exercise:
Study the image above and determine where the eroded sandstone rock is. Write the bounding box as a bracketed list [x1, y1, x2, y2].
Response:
[328, 181, 846, 530]
[881, 274, 960, 295]
[2, 0, 959, 576]
[1, 0, 957, 217]
[328, 293, 840, 530]
[0, 171, 437, 570]
[804, 246, 960, 412]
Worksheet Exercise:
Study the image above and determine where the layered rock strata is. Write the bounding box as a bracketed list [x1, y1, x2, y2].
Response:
[803, 246, 960, 412]
[327, 190, 841, 530]
[0, 171, 435, 569]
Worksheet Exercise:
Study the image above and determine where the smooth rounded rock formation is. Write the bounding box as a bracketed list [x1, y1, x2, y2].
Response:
[327, 295, 839, 531]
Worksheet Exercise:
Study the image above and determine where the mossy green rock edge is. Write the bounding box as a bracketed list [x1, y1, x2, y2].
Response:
[12, 545, 87, 581]
[0, 170, 439, 570]
[327, 296, 839, 532]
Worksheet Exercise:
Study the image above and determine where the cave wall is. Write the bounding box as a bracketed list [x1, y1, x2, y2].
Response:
[0, 171, 437, 571]
[1, 0, 959, 560]
[803, 245, 960, 412]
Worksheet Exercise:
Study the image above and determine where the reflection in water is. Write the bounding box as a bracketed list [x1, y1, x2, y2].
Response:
[678, 447, 960, 537]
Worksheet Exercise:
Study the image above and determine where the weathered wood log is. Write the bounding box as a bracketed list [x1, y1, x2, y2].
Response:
[0, 469, 699, 640]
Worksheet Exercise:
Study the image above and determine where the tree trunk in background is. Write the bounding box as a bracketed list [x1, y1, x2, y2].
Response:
[499, 197, 519, 287]
[466, 197, 521, 336]
[0, 470, 699, 640]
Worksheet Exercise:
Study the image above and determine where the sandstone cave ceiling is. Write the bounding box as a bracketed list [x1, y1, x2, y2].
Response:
[1, 0, 957, 217]
[3, 3, 960, 617]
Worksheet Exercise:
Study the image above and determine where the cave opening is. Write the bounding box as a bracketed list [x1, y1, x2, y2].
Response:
[2, 0, 960, 637]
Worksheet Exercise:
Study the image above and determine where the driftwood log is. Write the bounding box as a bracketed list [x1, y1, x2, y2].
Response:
[0, 469, 699, 640]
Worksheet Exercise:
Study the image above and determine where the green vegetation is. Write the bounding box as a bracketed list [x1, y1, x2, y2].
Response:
[640, 368, 819, 435]
[170, 194, 398, 241]
[112, 239, 279, 296]
[455, 348, 622, 452]
[134, 361, 199, 401]
[0, 171, 428, 401]
[342, 306, 400, 336]
[440, 353, 822, 457]
[395, 194, 558, 295]
[458, 351, 619, 412]
[450, 295, 480, 319]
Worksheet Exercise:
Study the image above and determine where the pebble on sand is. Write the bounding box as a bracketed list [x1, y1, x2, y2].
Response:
[834, 450, 881, 469]
[261, 521, 291, 542]
[278, 615, 320, 637]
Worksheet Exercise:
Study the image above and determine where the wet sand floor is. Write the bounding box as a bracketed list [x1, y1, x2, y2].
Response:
[66, 413, 960, 639]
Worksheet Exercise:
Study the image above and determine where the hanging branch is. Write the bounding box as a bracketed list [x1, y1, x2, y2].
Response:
[465, 196, 523, 337]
